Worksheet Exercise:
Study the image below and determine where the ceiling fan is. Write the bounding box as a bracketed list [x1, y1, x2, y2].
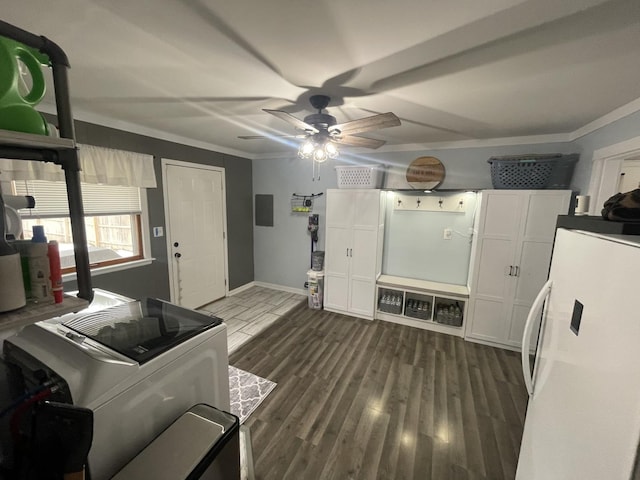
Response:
[239, 94, 401, 162]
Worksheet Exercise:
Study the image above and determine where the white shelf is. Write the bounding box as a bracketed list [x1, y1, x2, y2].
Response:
[0, 128, 75, 150]
[0, 295, 90, 333]
[377, 274, 469, 297]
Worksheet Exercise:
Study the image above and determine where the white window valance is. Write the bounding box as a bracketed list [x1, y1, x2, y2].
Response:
[0, 144, 156, 188]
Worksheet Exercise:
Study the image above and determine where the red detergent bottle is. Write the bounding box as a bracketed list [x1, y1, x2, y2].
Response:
[48, 240, 63, 304]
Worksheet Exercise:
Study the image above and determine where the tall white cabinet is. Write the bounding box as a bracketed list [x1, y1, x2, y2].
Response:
[324, 189, 385, 320]
[466, 190, 571, 350]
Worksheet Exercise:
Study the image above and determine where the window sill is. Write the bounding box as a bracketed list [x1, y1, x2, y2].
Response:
[62, 258, 155, 282]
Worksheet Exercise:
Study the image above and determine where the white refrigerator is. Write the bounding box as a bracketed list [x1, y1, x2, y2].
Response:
[516, 228, 640, 480]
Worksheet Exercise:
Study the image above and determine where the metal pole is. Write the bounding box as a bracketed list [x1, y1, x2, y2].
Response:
[51, 64, 75, 140]
[60, 149, 93, 302]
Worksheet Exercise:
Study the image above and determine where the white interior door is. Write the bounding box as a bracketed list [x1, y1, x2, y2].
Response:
[164, 161, 227, 308]
[618, 159, 640, 191]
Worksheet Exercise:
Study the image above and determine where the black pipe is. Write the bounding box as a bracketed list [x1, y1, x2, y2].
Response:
[59, 150, 93, 302]
[51, 65, 75, 140]
[0, 19, 69, 66]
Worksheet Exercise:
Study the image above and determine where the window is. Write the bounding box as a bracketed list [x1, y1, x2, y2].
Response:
[11, 180, 145, 273]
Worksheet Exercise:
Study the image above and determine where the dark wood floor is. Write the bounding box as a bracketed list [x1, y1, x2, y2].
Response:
[230, 302, 528, 480]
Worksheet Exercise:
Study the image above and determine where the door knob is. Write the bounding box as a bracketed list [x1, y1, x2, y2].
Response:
[173, 242, 179, 247]
[174, 252, 182, 258]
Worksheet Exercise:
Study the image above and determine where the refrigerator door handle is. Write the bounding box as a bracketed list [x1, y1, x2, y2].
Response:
[521, 279, 553, 396]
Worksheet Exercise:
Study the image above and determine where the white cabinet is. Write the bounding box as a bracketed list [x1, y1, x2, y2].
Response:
[466, 190, 571, 349]
[324, 189, 385, 320]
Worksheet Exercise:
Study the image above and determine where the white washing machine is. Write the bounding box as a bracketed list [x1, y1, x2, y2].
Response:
[3, 298, 229, 480]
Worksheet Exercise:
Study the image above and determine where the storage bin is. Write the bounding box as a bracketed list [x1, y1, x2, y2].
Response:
[307, 270, 324, 309]
[488, 154, 578, 189]
[335, 165, 384, 189]
[311, 251, 324, 271]
[404, 300, 431, 320]
[377, 288, 403, 315]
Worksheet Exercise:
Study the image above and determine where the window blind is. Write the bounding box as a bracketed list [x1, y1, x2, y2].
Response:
[13, 180, 141, 218]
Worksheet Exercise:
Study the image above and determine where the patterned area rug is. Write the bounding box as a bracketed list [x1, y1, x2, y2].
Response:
[229, 366, 277, 424]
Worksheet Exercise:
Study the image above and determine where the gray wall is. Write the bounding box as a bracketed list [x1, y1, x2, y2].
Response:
[253, 157, 335, 291]
[60, 118, 254, 300]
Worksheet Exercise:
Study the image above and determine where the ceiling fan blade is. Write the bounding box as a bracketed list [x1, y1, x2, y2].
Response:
[330, 112, 400, 135]
[332, 135, 386, 149]
[238, 134, 303, 140]
[263, 109, 319, 134]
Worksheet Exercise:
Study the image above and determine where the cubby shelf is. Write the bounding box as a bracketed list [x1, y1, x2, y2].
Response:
[375, 275, 469, 337]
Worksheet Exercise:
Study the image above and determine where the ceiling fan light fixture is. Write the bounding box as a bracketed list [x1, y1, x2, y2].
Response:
[298, 138, 338, 163]
[298, 139, 315, 158]
[313, 147, 328, 163]
[325, 141, 339, 158]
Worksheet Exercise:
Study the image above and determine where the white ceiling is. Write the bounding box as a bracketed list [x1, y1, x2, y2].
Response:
[3, 0, 640, 158]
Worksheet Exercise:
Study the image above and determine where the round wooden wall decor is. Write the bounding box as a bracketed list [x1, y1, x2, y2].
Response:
[406, 156, 445, 189]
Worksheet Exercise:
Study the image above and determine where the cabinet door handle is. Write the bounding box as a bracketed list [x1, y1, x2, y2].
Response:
[514, 265, 520, 277]
[508, 265, 514, 276]
[346, 248, 349, 257]
[350, 248, 353, 257]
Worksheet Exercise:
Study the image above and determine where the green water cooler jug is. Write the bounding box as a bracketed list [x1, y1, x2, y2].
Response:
[0, 36, 49, 135]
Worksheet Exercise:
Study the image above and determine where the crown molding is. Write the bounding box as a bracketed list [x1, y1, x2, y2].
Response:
[41, 94, 640, 161]
[569, 97, 640, 141]
[371, 133, 573, 153]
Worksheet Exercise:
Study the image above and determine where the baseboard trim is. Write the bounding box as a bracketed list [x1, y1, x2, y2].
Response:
[228, 281, 256, 296]
[254, 281, 305, 296]
[323, 306, 374, 321]
[464, 335, 521, 352]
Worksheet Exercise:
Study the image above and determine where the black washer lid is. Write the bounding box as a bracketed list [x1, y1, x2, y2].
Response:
[63, 298, 222, 364]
